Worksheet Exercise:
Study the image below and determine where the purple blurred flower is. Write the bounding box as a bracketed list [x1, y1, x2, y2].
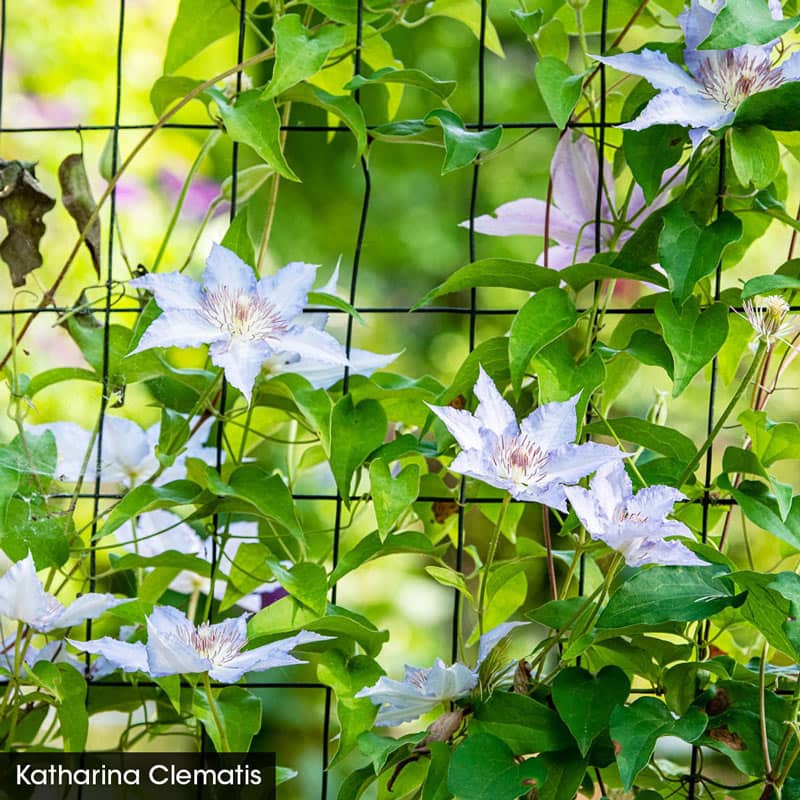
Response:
[158, 168, 226, 220]
[593, 0, 800, 148]
[463, 133, 676, 268]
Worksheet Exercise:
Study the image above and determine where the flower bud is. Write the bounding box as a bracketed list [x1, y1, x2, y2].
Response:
[426, 709, 465, 742]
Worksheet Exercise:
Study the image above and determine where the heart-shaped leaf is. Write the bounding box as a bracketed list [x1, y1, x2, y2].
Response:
[369, 459, 420, 539]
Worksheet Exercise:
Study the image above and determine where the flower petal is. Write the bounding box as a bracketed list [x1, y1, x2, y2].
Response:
[131, 309, 225, 353]
[50, 593, 125, 631]
[547, 442, 627, 484]
[277, 326, 351, 366]
[463, 198, 582, 244]
[426, 405, 484, 451]
[209, 337, 274, 405]
[273, 346, 400, 390]
[101, 417, 154, 485]
[677, 0, 717, 52]
[520, 393, 579, 452]
[129, 272, 203, 311]
[563, 484, 607, 537]
[474, 366, 518, 437]
[590, 460, 633, 520]
[25, 422, 95, 483]
[627, 484, 686, 521]
[67, 637, 150, 674]
[476, 621, 529, 667]
[623, 537, 706, 567]
[0, 555, 53, 628]
[424, 658, 478, 700]
[593, 50, 702, 94]
[257, 261, 319, 321]
[780, 51, 800, 81]
[146, 606, 211, 677]
[203, 242, 257, 295]
[620, 90, 733, 133]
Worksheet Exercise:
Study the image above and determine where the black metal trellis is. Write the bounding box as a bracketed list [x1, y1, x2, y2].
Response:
[0, 0, 766, 797]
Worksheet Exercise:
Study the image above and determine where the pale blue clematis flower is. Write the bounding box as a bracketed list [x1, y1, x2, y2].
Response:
[564, 461, 706, 567]
[426, 367, 627, 512]
[356, 622, 527, 726]
[462, 133, 676, 269]
[593, 0, 800, 148]
[129, 244, 351, 404]
[0, 555, 124, 634]
[68, 606, 329, 683]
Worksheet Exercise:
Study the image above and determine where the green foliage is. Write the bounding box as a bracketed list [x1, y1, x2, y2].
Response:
[534, 57, 584, 130]
[699, 0, 800, 49]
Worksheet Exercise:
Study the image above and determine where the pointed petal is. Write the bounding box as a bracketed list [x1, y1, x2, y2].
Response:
[474, 366, 518, 437]
[129, 272, 203, 311]
[563, 484, 607, 537]
[101, 417, 154, 484]
[621, 90, 733, 133]
[131, 309, 225, 353]
[463, 198, 582, 244]
[257, 261, 319, 320]
[513, 481, 569, 512]
[0, 555, 54, 628]
[536, 243, 592, 270]
[203, 242, 257, 295]
[281, 347, 400, 389]
[209, 337, 273, 405]
[590, 460, 633, 520]
[424, 659, 478, 700]
[146, 609, 211, 677]
[277, 326, 351, 366]
[318, 261, 341, 296]
[520, 393, 579, 451]
[50, 593, 125, 630]
[476, 621, 529, 667]
[592, 50, 702, 94]
[26, 422, 95, 483]
[547, 442, 627, 484]
[623, 537, 706, 567]
[67, 637, 149, 674]
[426, 404, 484, 450]
[627, 484, 685, 521]
[450, 448, 511, 493]
[780, 51, 800, 81]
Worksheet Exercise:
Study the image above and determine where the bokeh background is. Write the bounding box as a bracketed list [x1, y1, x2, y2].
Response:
[2, 0, 800, 796]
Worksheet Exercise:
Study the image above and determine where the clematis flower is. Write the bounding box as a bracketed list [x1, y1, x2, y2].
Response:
[426, 367, 627, 511]
[743, 295, 800, 345]
[462, 133, 677, 268]
[356, 622, 527, 726]
[0, 637, 85, 678]
[593, 0, 800, 148]
[563, 461, 706, 567]
[27, 416, 216, 487]
[129, 243, 354, 404]
[0, 555, 124, 633]
[116, 512, 283, 612]
[68, 606, 329, 683]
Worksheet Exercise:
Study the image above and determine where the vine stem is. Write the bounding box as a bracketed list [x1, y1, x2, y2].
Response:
[677, 338, 768, 487]
[0, 45, 277, 372]
[202, 673, 231, 752]
[542, 506, 558, 601]
[477, 494, 510, 636]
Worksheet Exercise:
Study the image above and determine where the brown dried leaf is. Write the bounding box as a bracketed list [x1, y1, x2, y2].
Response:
[58, 153, 101, 276]
[708, 724, 746, 751]
[0, 160, 56, 286]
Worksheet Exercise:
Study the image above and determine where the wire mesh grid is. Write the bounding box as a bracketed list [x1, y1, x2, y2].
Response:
[0, 0, 772, 796]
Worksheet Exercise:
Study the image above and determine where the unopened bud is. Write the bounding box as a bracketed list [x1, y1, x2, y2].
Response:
[426, 709, 464, 742]
[647, 390, 669, 427]
[512, 659, 532, 695]
[221, 72, 253, 102]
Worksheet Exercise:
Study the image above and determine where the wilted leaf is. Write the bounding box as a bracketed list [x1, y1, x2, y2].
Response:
[59, 153, 101, 276]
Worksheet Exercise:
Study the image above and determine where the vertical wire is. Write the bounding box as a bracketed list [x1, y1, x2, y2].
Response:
[85, 0, 125, 728]
[450, 0, 486, 667]
[322, 3, 368, 795]
[0, 0, 5, 128]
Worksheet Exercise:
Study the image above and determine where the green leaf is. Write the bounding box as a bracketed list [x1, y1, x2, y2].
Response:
[699, 0, 800, 49]
[150, 75, 205, 117]
[510, 8, 543, 35]
[369, 460, 420, 539]
[741, 272, 800, 300]
[509, 287, 577, 395]
[192, 685, 261, 752]
[739, 409, 800, 466]
[97, 480, 203, 539]
[439, 337, 510, 405]
[285, 83, 367, 155]
[526, 597, 595, 630]
[425, 565, 473, 601]
[535, 749, 587, 800]
[329, 396, 387, 504]
[220, 207, 254, 266]
[657, 206, 742, 304]
[610, 698, 707, 789]
[623, 125, 686, 204]
[413, 259, 559, 310]
[29, 663, 88, 751]
[263, 16, 347, 99]
[24, 367, 97, 397]
[318, 651, 384, 766]
[58, 153, 101, 276]
[345, 66, 456, 99]
[426, 0, 505, 57]
[534, 57, 584, 129]
[358, 730, 427, 773]
[423, 741, 452, 800]
[213, 89, 299, 181]
[552, 666, 631, 756]
[735, 83, 800, 130]
[163, 0, 238, 73]
[731, 125, 780, 189]
[329, 530, 445, 585]
[732, 570, 799, 658]
[584, 417, 695, 463]
[266, 560, 327, 616]
[448, 733, 546, 800]
[471, 692, 573, 754]
[424, 109, 502, 174]
[559, 260, 667, 292]
[598, 565, 744, 629]
[655, 296, 729, 397]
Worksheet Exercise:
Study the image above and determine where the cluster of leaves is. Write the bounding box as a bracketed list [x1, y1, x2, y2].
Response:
[4, 0, 800, 799]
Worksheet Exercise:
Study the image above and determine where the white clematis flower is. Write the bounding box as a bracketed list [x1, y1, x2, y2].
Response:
[356, 622, 528, 726]
[116, 512, 282, 612]
[593, 0, 800, 148]
[27, 416, 216, 487]
[427, 367, 627, 511]
[0, 555, 124, 633]
[68, 606, 329, 683]
[129, 243, 356, 404]
[462, 133, 677, 269]
[0, 636, 86, 679]
[564, 461, 706, 567]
